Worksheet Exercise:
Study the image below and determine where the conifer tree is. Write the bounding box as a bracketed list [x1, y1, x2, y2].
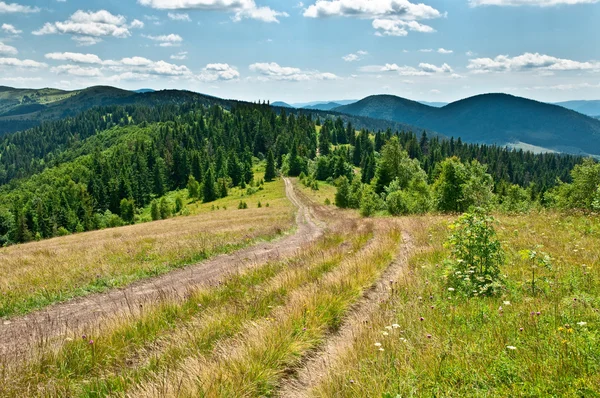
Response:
[264, 149, 276, 182]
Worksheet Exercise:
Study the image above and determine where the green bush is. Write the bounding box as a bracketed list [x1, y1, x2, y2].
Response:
[444, 208, 504, 297]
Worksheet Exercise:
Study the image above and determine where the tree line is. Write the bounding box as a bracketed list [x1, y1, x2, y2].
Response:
[0, 102, 590, 245]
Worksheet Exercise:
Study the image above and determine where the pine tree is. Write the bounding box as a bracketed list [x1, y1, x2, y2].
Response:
[203, 166, 218, 203]
[151, 200, 161, 221]
[264, 149, 276, 182]
[120, 198, 135, 224]
[187, 175, 200, 199]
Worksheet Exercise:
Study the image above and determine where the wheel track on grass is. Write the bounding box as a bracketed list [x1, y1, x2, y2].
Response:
[0, 178, 323, 360]
[278, 223, 418, 398]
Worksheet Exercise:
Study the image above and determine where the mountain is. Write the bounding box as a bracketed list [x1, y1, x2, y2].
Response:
[271, 101, 293, 108]
[133, 88, 155, 94]
[553, 100, 600, 117]
[291, 99, 356, 108]
[302, 102, 342, 111]
[419, 101, 448, 108]
[0, 86, 432, 138]
[334, 93, 600, 155]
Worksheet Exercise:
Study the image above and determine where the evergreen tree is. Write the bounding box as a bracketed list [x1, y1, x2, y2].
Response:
[203, 166, 218, 203]
[264, 149, 276, 182]
[187, 175, 200, 199]
[119, 198, 135, 224]
[151, 200, 161, 221]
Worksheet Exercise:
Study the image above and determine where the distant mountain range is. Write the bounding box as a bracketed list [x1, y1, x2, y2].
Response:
[0, 86, 426, 137]
[3, 85, 600, 155]
[272, 99, 358, 111]
[553, 100, 600, 118]
[334, 94, 600, 155]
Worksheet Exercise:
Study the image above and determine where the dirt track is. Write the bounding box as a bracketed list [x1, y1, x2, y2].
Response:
[0, 178, 323, 359]
[278, 228, 416, 397]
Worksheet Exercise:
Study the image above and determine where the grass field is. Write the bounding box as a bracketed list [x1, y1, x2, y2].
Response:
[310, 211, 600, 397]
[0, 207, 404, 397]
[0, 177, 294, 318]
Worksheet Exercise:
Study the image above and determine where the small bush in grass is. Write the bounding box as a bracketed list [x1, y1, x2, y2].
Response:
[325, 198, 331, 205]
[444, 208, 505, 297]
[257, 201, 262, 208]
[238, 201, 248, 209]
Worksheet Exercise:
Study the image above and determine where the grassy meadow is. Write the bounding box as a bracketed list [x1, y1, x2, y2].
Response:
[0, 176, 294, 318]
[310, 210, 600, 397]
[0, 201, 405, 397]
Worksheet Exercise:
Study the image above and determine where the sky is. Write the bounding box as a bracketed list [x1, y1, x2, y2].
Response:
[0, 0, 599, 103]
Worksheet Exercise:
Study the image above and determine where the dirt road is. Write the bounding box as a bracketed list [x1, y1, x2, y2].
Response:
[0, 178, 323, 359]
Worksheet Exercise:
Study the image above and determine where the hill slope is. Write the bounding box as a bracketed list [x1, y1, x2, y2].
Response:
[335, 93, 600, 155]
[554, 100, 600, 117]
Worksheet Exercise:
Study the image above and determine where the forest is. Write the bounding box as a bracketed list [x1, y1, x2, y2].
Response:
[0, 101, 593, 245]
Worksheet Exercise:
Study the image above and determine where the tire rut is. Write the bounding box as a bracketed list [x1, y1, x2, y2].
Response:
[0, 178, 323, 360]
[278, 227, 416, 398]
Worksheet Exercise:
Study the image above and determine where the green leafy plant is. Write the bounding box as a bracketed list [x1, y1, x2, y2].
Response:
[444, 208, 504, 297]
[519, 246, 552, 296]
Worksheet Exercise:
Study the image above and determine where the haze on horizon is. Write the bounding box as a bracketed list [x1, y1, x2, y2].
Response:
[0, 0, 599, 104]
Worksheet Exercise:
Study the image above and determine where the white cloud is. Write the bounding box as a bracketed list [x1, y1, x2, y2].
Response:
[32, 10, 144, 43]
[45, 52, 104, 64]
[466, 50, 476, 56]
[1, 23, 21, 34]
[138, 0, 289, 23]
[438, 48, 453, 54]
[372, 19, 435, 36]
[197, 63, 240, 81]
[249, 62, 339, 81]
[304, 0, 443, 36]
[144, 33, 183, 47]
[342, 50, 368, 62]
[467, 52, 600, 73]
[0, 57, 47, 68]
[0, 1, 39, 13]
[528, 82, 600, 90]
[469, 0, 599, 6]
[51, 64, 104, 77]
[0, 76, 42, 83]
[0, 41, 17, 55]
[359, 62, 453, 75]
[72, 36, 103, 46]
[168, 12, 191, 21]
[430, 89, 441, 94]
[171, 51, 188, 60]
[419, 48, 433, 52]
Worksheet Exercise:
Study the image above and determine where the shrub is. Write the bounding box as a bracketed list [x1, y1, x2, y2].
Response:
[359, 186, 380, 217]
[335, 176, 350, 208]
[444, 208, 504, 297]
[387, 190, 409, 216]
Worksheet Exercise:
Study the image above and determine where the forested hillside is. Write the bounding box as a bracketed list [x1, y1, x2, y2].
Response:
[0, 100, 584, 246]
[334, 94, 600, 155]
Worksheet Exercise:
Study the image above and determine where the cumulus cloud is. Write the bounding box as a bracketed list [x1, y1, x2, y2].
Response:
[144, 33, 183, 47]
[43, 51, 194, 79]
[196, 63, 240, 81]
[467, 52, 600, 73]
[304, 0, 443, 36]
[138, 0, 289, 23]
[51, 64, 104, 77]
[249, 62, 339, 81]
[45, 52, 104, 64]
[32, 10, 144, 43]
[438, 48, 453, 54]
[342, 50, 368, 62]
[0, 1, 39, 13]
[2, 23, 21, 34]
[168, 12, 191, 21]
[469, 0, 599, 6]
[0, 41, 17, 55]
[372, 19, 435, 36]
[0, 57, 47, 68]
[171, 51, 188, 60]
[359, 62, 453, 75]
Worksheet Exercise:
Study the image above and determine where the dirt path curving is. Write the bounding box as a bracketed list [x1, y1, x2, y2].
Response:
[278, 227, 416, 398]
[0, 178, 323, 360]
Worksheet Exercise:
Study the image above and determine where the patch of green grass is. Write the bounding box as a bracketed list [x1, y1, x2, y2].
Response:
[313, 212, 600, 397]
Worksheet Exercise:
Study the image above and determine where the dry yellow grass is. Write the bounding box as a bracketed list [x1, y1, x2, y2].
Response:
[0, 179, 294, 317]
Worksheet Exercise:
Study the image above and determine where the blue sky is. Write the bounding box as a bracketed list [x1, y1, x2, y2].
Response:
[0, 0, 599, 103]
